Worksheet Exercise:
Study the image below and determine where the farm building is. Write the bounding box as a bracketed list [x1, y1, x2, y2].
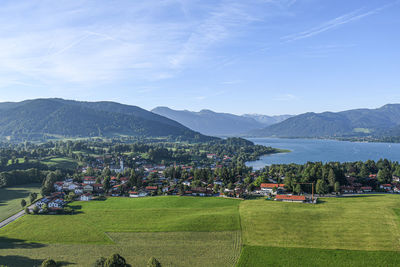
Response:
[275, 195, 306, 203]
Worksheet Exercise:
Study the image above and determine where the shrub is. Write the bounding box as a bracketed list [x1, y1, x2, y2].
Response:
[41, 259, 57, 267]
[147, 257, 162, 267]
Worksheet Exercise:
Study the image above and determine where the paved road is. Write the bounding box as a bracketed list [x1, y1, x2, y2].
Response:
[0, 202, 37, 229]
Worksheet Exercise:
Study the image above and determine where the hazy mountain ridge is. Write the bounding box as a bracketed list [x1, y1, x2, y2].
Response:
[251, 104, 400, 138]
[151, 107, 273, 136]
[0, 99, 212, 141]
[242, 114, 293, 125]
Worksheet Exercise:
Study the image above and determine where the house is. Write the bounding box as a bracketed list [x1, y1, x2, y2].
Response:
[129, 191, 148, 198]
[35, 198, 50, 208]
[68, 183, 79, 191]
[48, 199, 65, 209]
[214, 180, 223, 186]
[340, 186, 355, 193]
[54, 182, 64, 192]
[380, 184, 392, 191]
[275, 195, 306, 203]
[74, 186, 84, 195]
[120, 177, 129, 184]
[207, 153, 217, 159]
[361, 186, 373, 192]
[83, 184, 94, 193]
[80, 193, 93, 201]
[260, 183, 285, 194]
[145, 186, 158, 192]
[162, 186, 170, 193]
[129, 191, 139, 198]
[92, 184, 104, 193]
[393, 175, 400, 182]
[182, 181, 191, 186]
[83, 176, 96, 184]
[111, 185, 122, 196]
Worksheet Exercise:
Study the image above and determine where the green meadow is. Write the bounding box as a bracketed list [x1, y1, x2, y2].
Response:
[41, 157, 79, 170]
[1, 195, 400, 266]
[0, 197, 242, 266]
[0, 184, 41, 222]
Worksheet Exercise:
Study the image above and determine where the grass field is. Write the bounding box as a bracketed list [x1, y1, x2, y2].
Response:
[237, 245, 400, 267]
[238, 195, 400, 266]
[0, 184, 41, 221]
[41, 157, 79, 169]
[240, 195, 400, 251]
[0, 196, 241, 266]
[0, 197, 241, 244]
[0, 231, 242, 267]
[2, 194, 400, 266]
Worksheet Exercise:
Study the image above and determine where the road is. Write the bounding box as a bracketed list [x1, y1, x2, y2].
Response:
[0, 202, 38, 229]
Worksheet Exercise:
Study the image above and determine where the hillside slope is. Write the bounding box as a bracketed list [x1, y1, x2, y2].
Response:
[0, 99, 212, 141]
[251, 104, 400, 138]
[152, 107, 267, 136]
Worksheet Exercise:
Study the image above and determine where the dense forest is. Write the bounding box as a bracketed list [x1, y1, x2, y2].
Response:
[0, 98, 214, 142]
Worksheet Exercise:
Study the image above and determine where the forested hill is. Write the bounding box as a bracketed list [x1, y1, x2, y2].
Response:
[250, 104, 400, 138]
[151, 107, 268, 136]
[0, 99, 213, 142]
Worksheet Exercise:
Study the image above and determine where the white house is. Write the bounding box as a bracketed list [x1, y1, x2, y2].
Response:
[260, 183, 285, 195]
[68, 183, 79, 191]
[83, 184, 94, 192]
[48, 199, 63, 209]
[74, 187, 84, 195]
[129, 191, 148, 198]
[182, 181, 191, 186]
[80, 193, 93, 201]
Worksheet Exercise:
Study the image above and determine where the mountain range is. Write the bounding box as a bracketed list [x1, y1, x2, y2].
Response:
[1, 99, 400, 142]
[0, 99, 212, 142]
[250, 104, 400, 138]
[151, 107, 291, 136]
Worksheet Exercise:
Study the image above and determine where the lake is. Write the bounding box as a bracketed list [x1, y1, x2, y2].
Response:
[246, 138, 400, 169]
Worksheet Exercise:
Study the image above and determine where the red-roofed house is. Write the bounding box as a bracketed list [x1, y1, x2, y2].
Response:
[361, 186, 372, 192]
[145, 186, 158, 191]
[260, 183, 285, 194]
[275, 195, 306, 203]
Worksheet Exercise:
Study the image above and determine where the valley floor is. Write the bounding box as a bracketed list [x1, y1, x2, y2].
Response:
[0, 195, 400, 266]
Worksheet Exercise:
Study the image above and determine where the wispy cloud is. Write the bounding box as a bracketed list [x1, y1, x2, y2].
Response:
[282, 1, 399, 42]
[0, 0, 280, 89]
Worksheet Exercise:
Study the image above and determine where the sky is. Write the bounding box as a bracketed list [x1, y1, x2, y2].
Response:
[0, 0, 399, 115]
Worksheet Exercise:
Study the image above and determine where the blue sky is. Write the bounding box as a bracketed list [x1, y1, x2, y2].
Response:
[0, 0, 399, 115]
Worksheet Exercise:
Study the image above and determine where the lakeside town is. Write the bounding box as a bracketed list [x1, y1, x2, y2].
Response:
[33, 153, 400, 213]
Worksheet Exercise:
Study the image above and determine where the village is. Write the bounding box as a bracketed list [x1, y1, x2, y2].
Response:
[33, 154, 400, 213]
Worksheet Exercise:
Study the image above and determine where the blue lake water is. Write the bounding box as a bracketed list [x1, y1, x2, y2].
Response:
[246, 138, 400, 169]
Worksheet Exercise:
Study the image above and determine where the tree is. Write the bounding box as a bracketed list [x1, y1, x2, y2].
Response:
[104, 253, 130, 267]
[33, 205, 39, 214]
[327, 169, 336, 187]
[41, 259, 57, 267]
[316, 179, 329, 195]
[93, 257, 106, 267]
[21, 199, 27, 208]
[334, 181, 340, 193]
[29, 192, 37, 204]
[25, 207, 30, 214]
[377, 168, 392, 184]
[103, 176, 111, 193]
[293, 184, 301, 195]
[147, 257, 162, 267]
